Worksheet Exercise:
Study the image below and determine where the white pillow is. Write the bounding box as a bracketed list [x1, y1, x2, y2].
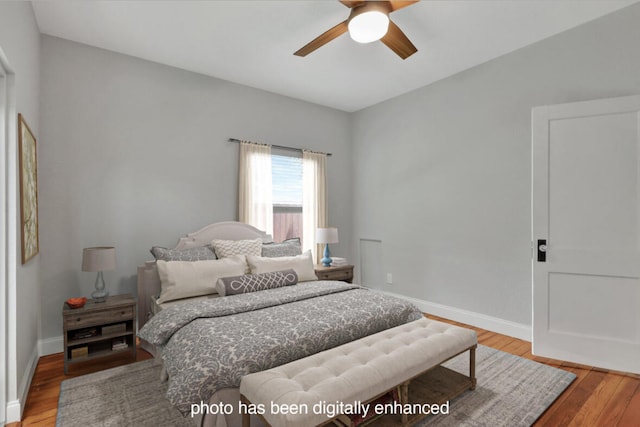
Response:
[156, 255, 246, 303]
[246, 251, 318, 282]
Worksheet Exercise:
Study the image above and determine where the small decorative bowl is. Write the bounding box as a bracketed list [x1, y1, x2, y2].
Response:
[66, 297, 87, 309]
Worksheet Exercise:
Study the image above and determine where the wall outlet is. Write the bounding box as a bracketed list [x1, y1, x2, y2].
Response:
[386, 273, 393, 285]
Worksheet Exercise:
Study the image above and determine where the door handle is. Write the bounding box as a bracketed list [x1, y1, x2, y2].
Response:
[537, 239, 547, 262]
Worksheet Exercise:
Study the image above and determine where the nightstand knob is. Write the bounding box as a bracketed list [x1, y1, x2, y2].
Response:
[76, 318, 81, 322]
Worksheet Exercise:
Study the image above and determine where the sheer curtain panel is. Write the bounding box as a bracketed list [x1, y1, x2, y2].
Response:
[302, 151, 328, 262]
[238, 142, 273, 236]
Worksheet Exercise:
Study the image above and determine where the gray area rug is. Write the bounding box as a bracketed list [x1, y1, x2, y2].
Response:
[420, 345, 576, 427]
[56, 360, 192, 427]
[56, 345, 575, 427]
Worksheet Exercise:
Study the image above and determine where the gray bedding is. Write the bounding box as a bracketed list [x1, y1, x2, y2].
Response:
[138, 281, 422, 415]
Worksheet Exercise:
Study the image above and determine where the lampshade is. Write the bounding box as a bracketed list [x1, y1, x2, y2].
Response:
[348, 10, 390, 44]
[316, 228, 339, 244]
[82, 247, 116, 272]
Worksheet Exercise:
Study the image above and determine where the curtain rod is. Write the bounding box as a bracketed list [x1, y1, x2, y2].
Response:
[228, 138, 332, 157]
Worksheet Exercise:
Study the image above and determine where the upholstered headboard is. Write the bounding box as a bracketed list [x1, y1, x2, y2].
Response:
[136, 221, 272, 330]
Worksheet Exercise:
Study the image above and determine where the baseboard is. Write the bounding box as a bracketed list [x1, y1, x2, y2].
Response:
[378, 290, 532, 341]
[17, 343, 39, 418]
[5, 399, 21, 423]
[4, 343, 39, 423]
[39, 335, 63, 356]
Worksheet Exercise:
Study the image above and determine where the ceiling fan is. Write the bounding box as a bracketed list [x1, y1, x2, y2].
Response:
[294, 1, 419, 60]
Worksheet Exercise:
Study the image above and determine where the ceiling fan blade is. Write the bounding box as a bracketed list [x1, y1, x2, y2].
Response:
[388, 1, 420, 12]
[380, 20, 417, 59]
[294, 20, 349, 57]
[339, 0, 365, 8]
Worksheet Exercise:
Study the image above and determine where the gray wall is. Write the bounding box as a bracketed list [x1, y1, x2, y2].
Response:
[0, 1, 41, 414]
[39, 36, 352, 341]
[351, 3, 640, 326]
[21, 0, 640, 354]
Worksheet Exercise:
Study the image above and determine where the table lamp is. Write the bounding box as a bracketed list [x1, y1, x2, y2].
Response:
[82, 246, 116, 303]
[316, 227, 338, 267]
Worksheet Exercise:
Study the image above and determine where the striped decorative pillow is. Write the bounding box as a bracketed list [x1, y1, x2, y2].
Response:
[211, 238, 262, 273]
[211, 238, 262, 258]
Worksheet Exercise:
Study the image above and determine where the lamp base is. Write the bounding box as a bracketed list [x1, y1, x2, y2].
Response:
[91, 289, 108, 303]
[321, 244, 332, 267]
[92, 271, 109, 303]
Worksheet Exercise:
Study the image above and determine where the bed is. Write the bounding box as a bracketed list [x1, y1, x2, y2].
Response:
[137, 221, 423, 427]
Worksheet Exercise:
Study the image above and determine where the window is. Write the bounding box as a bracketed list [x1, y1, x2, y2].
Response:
[238, 141, 327, 260]
[272, 153, 303, 244]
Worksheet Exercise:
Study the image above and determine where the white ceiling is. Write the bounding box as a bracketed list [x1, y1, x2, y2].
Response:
[32, 0, 638, 112]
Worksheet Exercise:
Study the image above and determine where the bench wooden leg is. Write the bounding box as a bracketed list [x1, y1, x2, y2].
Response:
[241, 395, 251, 427]
[400, 380, 410, 426]
[469, 344, 477, 390]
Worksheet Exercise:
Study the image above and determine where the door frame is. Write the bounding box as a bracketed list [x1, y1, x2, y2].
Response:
[0, 47, 18, 423]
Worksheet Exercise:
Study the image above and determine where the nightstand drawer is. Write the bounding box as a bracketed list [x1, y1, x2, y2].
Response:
[66, 306, 134, 329]
[314, 265, 354, 283]
[317, 269, 352, 281]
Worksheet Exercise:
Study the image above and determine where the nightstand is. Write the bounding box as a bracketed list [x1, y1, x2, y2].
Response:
[314, 264, 354, 283]
[62, 294, 137, 374]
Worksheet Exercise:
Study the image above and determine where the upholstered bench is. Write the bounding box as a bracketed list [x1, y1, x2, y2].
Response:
[240, 317, 477, 427]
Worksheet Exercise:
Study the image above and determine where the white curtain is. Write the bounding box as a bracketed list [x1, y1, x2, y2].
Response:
[238, 142, 273, 236]
[302, 150, 327, 262]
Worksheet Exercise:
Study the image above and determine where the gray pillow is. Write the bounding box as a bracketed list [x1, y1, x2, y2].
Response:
[216, 269, 298, 296]
[150, 245, 217, 262]
[262, 238, 302, 258]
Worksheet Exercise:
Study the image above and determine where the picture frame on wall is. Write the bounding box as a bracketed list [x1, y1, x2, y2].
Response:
[18, 113, 39, 264]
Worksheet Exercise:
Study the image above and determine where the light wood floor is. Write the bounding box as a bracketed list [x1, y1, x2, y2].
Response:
[7, 315, 640, 427]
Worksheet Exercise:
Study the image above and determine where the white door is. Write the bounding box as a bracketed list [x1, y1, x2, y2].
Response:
[532, 95, 640, 374]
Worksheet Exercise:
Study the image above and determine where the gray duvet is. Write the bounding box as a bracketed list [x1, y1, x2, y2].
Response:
[138, 281, 422, 415]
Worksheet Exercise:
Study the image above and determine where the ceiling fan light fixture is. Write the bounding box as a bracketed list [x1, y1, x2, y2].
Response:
[294, 1, 418, 58]
[348, 10, 390, 44]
